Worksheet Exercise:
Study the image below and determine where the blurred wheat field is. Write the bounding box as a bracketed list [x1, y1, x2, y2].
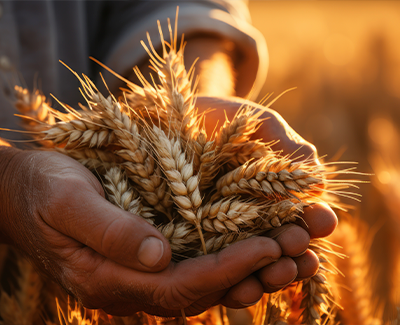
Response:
[249, 1, 400, 321]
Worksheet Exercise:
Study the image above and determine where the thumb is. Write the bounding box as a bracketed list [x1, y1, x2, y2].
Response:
[44, 177, 172, 272]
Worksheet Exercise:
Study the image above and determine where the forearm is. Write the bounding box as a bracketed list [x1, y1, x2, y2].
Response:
[183, 35, 237, 97]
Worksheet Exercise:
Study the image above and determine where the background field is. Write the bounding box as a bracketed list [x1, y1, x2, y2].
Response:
[249, 1, 400, 319]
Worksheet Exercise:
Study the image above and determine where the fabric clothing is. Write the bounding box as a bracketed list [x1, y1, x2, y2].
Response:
[0, 0, 267, 141]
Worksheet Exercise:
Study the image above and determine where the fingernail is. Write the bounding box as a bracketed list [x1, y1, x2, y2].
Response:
[293, 248, 308, 258]
[137, 237, 164, 268]
[251, 257, 277, 272]
[238, 299, 260, 307]
[267, 273, 298, 289]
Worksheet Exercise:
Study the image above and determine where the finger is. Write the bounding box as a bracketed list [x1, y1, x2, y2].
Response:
[219, 275, 264, 309]
[72, 236, 281, 314]
[257, 257, 298, 293]
[267, 224, 310, 257]
[293, 249, 319, 281]
[298, 203, 338, 238]
[43, 178, 171, 272]
[154, 237, 281, 310]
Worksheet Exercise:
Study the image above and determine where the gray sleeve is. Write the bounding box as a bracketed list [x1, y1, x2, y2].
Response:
[93, 1, 268, 99]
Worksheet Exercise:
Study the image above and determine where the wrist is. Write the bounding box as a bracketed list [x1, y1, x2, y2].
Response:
[184, 35, 237, 97]
[0, 146, 22, 244]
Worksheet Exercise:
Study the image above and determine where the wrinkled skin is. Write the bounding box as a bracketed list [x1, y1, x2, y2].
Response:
[0, 97, 337, 317]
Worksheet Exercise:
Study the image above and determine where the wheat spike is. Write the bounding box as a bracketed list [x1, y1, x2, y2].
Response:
[57, 147, 122, 164]
[263, 293, 289, 325]
[158, 221, 199, 256]
[298, 239, 340, 325]
[214, 104, 266, 164]
[200, 232, 256, 255]
[328, 218, 383, 325]
[192, 127, 219, 191]
[14, 85, 56, 128]
[299, 271, 331, 325]
[104, 167, 154, 224]
[150, 126, 206, 253]
[124, 17, 199, 143]
[201, 198, 266, 233]
[258, 199, 308, 230]
[213, 156, 324, 201]
[226, 140, 275, 170]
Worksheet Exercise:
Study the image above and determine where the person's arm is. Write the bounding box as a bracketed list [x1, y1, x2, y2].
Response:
[184, 35, 236, 97]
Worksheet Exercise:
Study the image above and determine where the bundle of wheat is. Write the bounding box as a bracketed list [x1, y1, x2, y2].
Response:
[0, 9, 367, 325]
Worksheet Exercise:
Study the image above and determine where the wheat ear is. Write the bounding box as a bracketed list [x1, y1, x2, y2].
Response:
[60, 72, 171, 213]
[201, 198, 307, 234]
[139, 16, 199, 142]
[328, 218, 382, 325]
[14, 85, 56, 127]
[263, 293, 289, 325]
[199, 232, 256, 255]
[150, 126, 206, 254]
[192, 127, 219, 191]
[214, 104, 266, 163]
[104, 167, 154, 224]
[212, 156, 323, 201]
[299, 239, 340, 325]
[158, 221, 199, 255]
[201, 198, 267, 233]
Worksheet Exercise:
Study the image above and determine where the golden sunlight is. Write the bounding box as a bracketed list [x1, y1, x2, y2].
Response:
[56, 298, 99, 325]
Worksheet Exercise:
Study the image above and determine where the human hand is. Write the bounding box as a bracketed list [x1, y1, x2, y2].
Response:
[0, 147, 326, 317]
[197, 95, 338, 297]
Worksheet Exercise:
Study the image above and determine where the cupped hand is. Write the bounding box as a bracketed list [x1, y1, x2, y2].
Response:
[197, 96, 338, 305]
[0, 147, 322, 317]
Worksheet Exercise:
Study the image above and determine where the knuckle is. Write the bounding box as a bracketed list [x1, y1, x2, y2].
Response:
[261, 237, 282, 260]
[220, 273, 234, 289]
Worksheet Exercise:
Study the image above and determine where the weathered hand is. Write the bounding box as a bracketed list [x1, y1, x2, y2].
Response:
[0, 147, 325, 317]
[197, 96, 338, 303]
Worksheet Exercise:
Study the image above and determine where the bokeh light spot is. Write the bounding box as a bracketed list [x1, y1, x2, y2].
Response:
[368, 117, 395, 145]
[378, 170, 391, 184]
